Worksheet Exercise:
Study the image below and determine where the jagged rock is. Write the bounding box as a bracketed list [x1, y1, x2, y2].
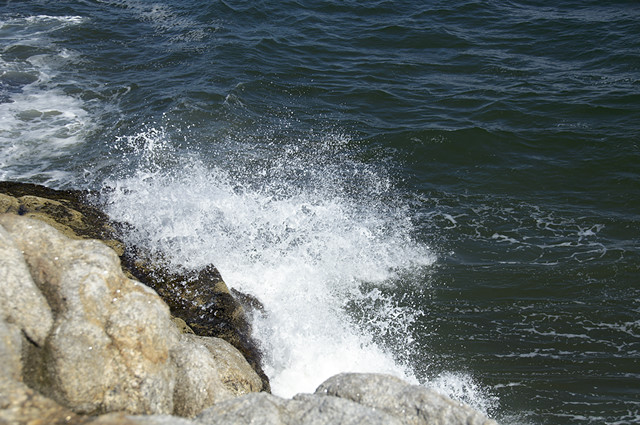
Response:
[0, 181, 269, 392]
[0, 214, 262, 420]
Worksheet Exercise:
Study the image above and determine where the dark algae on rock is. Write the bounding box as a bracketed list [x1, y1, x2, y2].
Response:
[0, 181, 269, 393]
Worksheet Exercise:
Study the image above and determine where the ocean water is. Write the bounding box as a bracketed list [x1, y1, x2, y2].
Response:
[1, 1, 639, 423]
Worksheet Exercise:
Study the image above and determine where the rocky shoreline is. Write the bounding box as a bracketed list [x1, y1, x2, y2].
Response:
[0, 181, 499, 424]
[0, 181, 269, 393]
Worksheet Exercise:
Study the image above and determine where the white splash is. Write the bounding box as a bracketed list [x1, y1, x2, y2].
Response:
[429, 372, 499, 417]
[102, 127, 435, 397]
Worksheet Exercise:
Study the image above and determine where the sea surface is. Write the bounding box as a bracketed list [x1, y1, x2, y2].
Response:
[1, 1, 639, 423]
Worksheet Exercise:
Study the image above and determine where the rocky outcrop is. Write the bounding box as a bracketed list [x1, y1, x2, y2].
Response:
[0, 181, 125, 255]
[0, 181, 268, 392]
[121, 258, 269, 393]
[0, 214, 262, 423]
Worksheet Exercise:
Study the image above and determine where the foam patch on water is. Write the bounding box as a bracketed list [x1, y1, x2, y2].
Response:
[102, 126, 438, 397]
[0, 15, 92, 184]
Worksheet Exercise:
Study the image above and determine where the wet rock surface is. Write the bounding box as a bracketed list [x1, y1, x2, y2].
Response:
[121, 255, 269, 393]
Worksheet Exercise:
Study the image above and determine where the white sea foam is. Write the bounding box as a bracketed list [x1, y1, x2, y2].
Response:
[0, 15, 86, 39]
[0, 15, 91, 184]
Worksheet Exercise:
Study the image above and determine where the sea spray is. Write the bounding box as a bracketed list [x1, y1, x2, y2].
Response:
[101, 125, 439, 396]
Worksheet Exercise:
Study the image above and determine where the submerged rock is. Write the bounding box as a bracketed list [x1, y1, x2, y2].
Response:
[0, 214, 262, 421]
[0, 181, 269, 392]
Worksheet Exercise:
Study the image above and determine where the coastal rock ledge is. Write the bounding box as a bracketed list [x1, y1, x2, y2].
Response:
[0, 213, 499, 425]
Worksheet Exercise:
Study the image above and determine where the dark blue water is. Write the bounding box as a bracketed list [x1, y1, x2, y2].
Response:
[2, 1, 639, 424]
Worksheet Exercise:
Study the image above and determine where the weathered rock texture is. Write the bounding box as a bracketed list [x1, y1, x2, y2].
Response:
[0, 181, 269, 392]
[0, 214, 262, 423]
[41, 372, 499, 425]
[0, 181, 124, 255]
[194, 391, 404, 425]
[121, 257, 269, 393]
